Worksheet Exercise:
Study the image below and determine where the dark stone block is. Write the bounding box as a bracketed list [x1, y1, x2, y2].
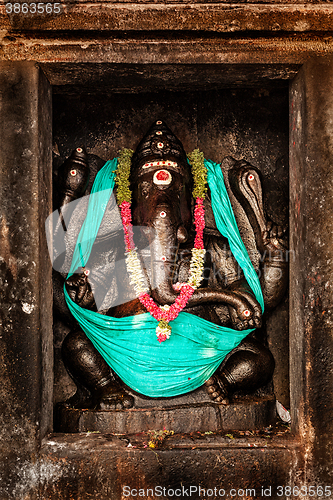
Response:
[39, 432, 301, 500]
[55, 396, 277, 434]
[290, 56, 333, 486]
[0, 61, 52, 499]
[2, 3, 333, 34]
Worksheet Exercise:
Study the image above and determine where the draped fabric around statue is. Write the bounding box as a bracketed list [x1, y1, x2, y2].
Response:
[64, 158, 264, 397]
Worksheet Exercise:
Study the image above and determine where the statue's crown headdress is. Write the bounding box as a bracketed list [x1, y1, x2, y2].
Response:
[131, 120, 190, 182]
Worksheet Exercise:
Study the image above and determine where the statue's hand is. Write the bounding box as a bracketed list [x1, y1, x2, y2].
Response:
[228, 291, 262, 331]
[262, 220, 288, 258]
[66, 272, 96, 309]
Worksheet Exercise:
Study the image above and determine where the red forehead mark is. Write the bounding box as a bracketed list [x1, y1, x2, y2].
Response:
[156, 170, 170, 181]
[153, 169, 172, 185]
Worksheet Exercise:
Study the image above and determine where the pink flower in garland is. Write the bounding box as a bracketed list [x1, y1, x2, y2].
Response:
[172, 282, 186, 291]
[139, 293, 164, 321]
[121, 201, 135, 251]
[123, 196, 205, 339]
[194, 198, 205, 249]
[123, 225, 135, 251]
[120, 201, 132, 224]
[139, 284, 195, 323]
[166, 284, 195, 321]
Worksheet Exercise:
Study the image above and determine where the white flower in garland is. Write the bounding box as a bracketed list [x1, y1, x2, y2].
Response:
[156, 320, 172, 342]
[125, 250, 149, 295]
[188, 248, 206, 288]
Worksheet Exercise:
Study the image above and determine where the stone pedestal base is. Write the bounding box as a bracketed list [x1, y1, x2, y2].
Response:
[56, 393, 276, 434]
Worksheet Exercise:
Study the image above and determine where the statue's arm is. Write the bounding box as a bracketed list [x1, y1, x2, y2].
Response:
[53, 148, 96, 314]
[65, 272, 97, 311]
[227, 158, 288, 310]
[259, 221, 288, 309]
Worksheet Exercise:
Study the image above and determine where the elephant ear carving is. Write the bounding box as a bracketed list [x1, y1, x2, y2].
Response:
[228, 159, 266, 255]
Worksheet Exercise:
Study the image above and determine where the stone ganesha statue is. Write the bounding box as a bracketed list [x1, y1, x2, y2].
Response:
[53, 121, 288, 410]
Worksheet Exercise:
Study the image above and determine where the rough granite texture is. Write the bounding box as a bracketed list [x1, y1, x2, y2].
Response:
[0, 62, 52, 499]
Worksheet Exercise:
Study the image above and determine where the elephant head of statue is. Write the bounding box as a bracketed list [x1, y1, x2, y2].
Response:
[131, 121, 192, 242]
[129, 120, 194, 307]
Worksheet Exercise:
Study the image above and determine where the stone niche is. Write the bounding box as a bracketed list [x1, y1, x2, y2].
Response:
[52, 82, 290, 433]
[1, 15, 333, 496]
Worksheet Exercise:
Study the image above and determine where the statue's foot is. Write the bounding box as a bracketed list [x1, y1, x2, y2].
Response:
[93, 382, 134, 410]
[62, 390, 93, 410]
[204, 376, 229, 404]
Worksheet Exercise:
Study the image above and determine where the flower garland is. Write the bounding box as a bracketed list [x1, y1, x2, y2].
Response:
[115, 148, 207, 343]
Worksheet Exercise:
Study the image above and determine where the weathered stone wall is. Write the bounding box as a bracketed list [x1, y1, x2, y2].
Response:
[290, 57, 333, 487]
[2, 2, 333, 34]
[0, 62, 52, 499]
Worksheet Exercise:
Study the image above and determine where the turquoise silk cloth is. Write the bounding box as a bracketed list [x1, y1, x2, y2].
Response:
[64, 158, 264, 397]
